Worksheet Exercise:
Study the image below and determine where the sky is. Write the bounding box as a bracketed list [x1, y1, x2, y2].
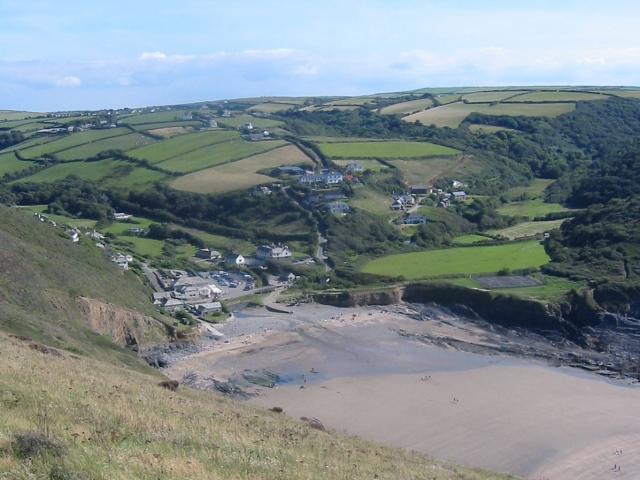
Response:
[2, 0, 640, 111]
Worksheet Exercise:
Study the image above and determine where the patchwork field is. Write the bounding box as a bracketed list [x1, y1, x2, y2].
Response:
[129, 130, 239, 164]
[333, 159, 388, 172]
[317, 141, 459, 158]
[248, 102, 297, 113]
[0, 111, 42, 121]
[387, 155, 472, 185]
[18, 128, 133, 159]
[404, 102, 575, 128]
[171, 144, 310, 194]
[504, 178, 555, 200]
[379, 98, 433, 115]
[362, 240, 550, 279]
[130, 121, 202, 131]
[350, 187, 397, 218]
[157, 139, 286, 173]
[15, 158, 131, 183]
[497, 198, 570, 218]
[147, 126, 195, 138]
[488, 219, 566, 239]
[119, 110, 191, 125]
[505, 91, 609, 102]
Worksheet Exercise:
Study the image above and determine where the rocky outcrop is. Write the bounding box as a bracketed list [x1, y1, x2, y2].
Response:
[76, 297, 161, 347]
[314, 287, 403, 307]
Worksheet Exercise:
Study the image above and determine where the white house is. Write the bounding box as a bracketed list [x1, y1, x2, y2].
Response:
[256, 244, 292, 260]
[113, 212, 131, 220]
[452, 191, 467, 202]
[196, 302, 222, 315]
[65, 229, 80, 243]
[452, 180, 465, 189]
[225, 253, 246, 266]
[111, 253, 133, 270]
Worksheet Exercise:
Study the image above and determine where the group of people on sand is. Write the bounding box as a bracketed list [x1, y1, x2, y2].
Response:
[611, 449, 623, 473]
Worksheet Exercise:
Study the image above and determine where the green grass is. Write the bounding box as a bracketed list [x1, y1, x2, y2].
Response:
[104, 165, 168, 189]
[468, 124, 516, 134]
[492, 275, 586, 302]
[14, 205, 98, 229]
[0, 134, 59, 153]
[362, 240, 550, 279]
[333, 159, 388, 171]
[0, 110, 42, 121]
[351, 186, 396, 218]
[488, 219, 566, 240]
[129, 130, 239, 164]
[452, 234, 491, 245]
[0, 152, 35, 176]
[215, 114, 284, 129]
[379, 98, 433, 115]
[113, 236, 165, 258]
[497, 199, 570, 219]
[119, 110, 192, 125]
[54, 133, 154, 160]
[247, 102, 297, 113]
[174, 226, 256, 255]
[18, 128, 132, 159]
[157, 139, 286, 173]
[130, 121, 203, 131]
[461, 91, 527, 102]
[317, 141, 459, 158]
[504, 179, 555, 200]
[505, 91, 609, 102]
[100, 216, 155, 236]
[14, 159, 128, 183]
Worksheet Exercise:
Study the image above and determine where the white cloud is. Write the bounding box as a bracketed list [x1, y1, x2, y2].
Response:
[139, 51, 196, 63]
[55, 75, 82, 87]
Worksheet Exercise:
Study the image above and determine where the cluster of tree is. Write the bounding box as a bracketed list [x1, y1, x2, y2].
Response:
[0, 131, 24, 149]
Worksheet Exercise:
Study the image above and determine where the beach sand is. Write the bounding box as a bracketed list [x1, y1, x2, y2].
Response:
[167, 303, 640, 479]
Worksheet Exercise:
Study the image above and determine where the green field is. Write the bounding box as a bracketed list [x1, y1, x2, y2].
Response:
[334, 159, 388, 172]
[171, 144, 310, 193]
[113, 236, 165, 258]
[350, 186, 397, 218]
[248, 102, 297, 113]
[158, 139, 286, 173]
[0, 110, 42, 121]
[215, 114, 284, 129]
[18, 128, 132, 159]
[104, 165, 168, 189]
[497, 198, 570, 218]
[101, 216, 155, 236]
[119, 110, 191, 125]
[404, 102, 575, 128]
[362, 240, 550, 279]
[0, 152, 35, 176]
[492, 275, 585, 302]
[129, 121, 202, 131]
[504, 178, 555, 200]
[452, 234, 491, 245]
[461, 90, 526, 102]
[129, 130, 239, 164]
[54, 133, 154, 160]
[386, 154, 474, 185]
[15, 205, 98, 229]
[488, 219, 566, 239]
[379, 98, 433, 115]
[0, 133, 59, 153]
[505, 91, 609, 102]
[317, 141, 459, 158]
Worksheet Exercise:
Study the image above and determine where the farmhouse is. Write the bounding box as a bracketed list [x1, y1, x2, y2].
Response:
[410, 185, 431, 196]
[195, 248, 222, 261]
[345, 162, 364, 173]
[403, 214, 427, 225]
[225, 253, 246, 266]
[452, 191, 467, 201]
[256, 243, 292, 260]
[110, 253, 133, 270]
[299, 171, 343, 186]
[326, 201, 351, 215]
[390, 194, 415, 210]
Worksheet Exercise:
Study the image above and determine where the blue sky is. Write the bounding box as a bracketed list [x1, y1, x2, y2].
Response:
[2, 0, 640, 111]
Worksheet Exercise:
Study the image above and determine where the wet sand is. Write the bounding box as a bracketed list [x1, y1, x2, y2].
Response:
[166, 303, 640, 479]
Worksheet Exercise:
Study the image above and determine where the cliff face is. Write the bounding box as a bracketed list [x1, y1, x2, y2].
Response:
[76, 297, 163, 347]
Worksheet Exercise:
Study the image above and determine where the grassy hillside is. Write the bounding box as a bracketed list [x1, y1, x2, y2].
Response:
[0, 205, 172, 368]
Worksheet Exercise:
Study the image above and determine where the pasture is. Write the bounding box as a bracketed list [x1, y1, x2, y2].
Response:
[404, 102, 575, 128]
[0, 152, 35, 176]
[129, 130, 239, 164]
[119, 110, 191, 125]
[15, 158, 131, 183]
[504, 178, 555, 200]
[104, 165, 168, 189]
[452, 234, 490, 245]
[130, 121, 202, 131]
[147, 126, 195, 138]
[158, 139, 286, 173]
[248, 103, 297, 113]
[15, 205, 97, 229]
[54, 133, 154, 160]
[379, 98, 433, 115]
[171, 144, 311, 193]
[334, 159, 387, 172]
[18, 128, 132, 159]
[461, 90, 526, 102]
[505, 91, 609, 102]
[0, 111, 42, 121]
[497, 198, 570, 218]
[362, 240, 550, 279]
[215, 114, 284, 129]
[317, 141, 459, 158]
[489, 219, 566, 239]
[350, 186, 396, 218]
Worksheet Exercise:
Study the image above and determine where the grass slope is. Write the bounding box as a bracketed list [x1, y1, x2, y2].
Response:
[317, 141, 458, 158]
[19, 129, 132, 159]
[362, 240, 550, 279]
[129, 130, 239, 164]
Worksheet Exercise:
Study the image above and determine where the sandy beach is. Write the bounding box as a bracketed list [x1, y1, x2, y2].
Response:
[166, 303, 640, 479]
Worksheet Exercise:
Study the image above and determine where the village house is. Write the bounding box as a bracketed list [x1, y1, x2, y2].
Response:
[225, 253, 246, 266]
[326, 201, 351, 215]
[195, 302, 222, 316]
[111, 253, 133, 270]
[113, 212, 131, 220]
[299, 171, 343, 186]
[65, 228, 80, 243]
[127, 227, 145, 236]
[410, 185, 431, 196]
[256, 243, 292, 260]
[403, 214, 427, 225]
[195, 248, 222, 261]
[452, 191, 467, 202]
[390, 194, 415, 210]
[452, 180, 465, 189]
[245, 130, 270, 141]
[251, 185, 272, 197]
[85, 230, 104, 241]
[173, 283, 222, 302]
[439, 193, 452, 208]
[274, 165, 308, 176]
[345, 161, 364, 173]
